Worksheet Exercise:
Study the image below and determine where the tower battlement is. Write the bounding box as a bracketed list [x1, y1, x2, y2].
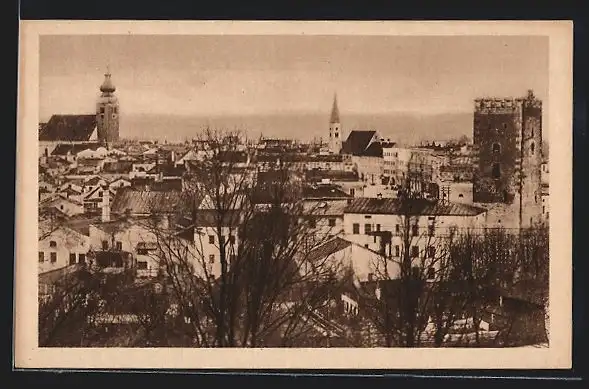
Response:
[472, 89, 543, 228]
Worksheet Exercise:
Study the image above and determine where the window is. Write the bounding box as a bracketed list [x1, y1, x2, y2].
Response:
[102, 240, 108, 250]
[364, 215, 372, 219]
[353, 223, 360, 234]
[428, 224, 435, 236]
[335, 132, 339, 138]
[137, 247, 148, 255]
[367, 273, 374, 282]
[531, 142, 535, 155]
[115, 241, 122, 251]
[394, 245, 400, 257]
[395, 224, 400, 234]
[209, 254, 215, 264]
[98, 191, 103, 197]
[543, 206, 546, 214]
[365, 224, 372, 234]
[350, 188, 355, 196]
[49, 241, 57, 248]
[427, 267, 436, 280]
[492, 163, 501, 179]
[229, 235, 235, 245]
[411, 246, 419, 257]
[78, 253, 85, 263]
[502, 123, 507, 130]
[137, 261, 148, 270]
[411, 224, 419, 236]
[38, 252, 44, 263]
[69, 253, 76, 265]
[50, 252, 57, 263]
[328, 218, 336, 227]
[376, 224, 381, 232]
[427, 246, 436, 258]
[208, 235, 215, 244]
[492, 143, 501, 154]
[309, 219, 317, 229]
[100, 107, 105, 114]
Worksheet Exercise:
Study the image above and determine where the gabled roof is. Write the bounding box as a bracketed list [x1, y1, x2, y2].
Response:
[342, 130, 376, 156]
[305, 169, 360, 183]
[84, 175, 107, 186]
[103, 161, 133, 174]
[305, 237, 352, 263]
[344, 198, 488, 216]
[39, 114, 97, 142]
[303, 199, 348, 217]
[303, 184, 351, 200]
[50, 142, 102, 156]
[110, 188, 195, 215]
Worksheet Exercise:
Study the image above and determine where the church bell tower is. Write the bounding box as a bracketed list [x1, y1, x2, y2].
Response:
[96, 66, 120, 146]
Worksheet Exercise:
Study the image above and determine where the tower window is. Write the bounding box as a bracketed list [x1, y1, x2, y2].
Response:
[531, 142, 535, 155]
[335, 132, 339, 138]
[492, 163, 501, 179]
[492, 143, 501, 154]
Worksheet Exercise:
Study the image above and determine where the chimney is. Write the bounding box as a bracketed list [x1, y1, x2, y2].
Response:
[101, 185, 111, 222]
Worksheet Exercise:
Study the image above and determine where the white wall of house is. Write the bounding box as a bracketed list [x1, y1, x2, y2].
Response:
[192, 226, 239, 279]
[38, 227, 90, 274]
[301, 240, 398, 282]
[88, 223, 158, 253]
[343, 211, 486, 260]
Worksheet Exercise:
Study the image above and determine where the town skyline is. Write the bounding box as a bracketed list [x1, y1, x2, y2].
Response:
[40, 35, 548, 124]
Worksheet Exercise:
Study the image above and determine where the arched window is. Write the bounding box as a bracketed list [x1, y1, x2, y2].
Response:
[492, 163, 501, 179]
[531, 142, 535, 155]
[492, 143, 501, 154]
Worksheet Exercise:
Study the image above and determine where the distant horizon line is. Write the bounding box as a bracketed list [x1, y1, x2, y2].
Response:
[39, 109, 474, 122]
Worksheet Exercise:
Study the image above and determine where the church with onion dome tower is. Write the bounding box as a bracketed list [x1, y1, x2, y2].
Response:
[38, 67, 121, 157]
[96, 66, 120, 146]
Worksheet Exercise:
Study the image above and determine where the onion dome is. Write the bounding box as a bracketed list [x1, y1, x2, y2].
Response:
[100, 67, 116, 94]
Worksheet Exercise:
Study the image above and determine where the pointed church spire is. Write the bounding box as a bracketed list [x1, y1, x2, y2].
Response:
[330, 93, 340, 124]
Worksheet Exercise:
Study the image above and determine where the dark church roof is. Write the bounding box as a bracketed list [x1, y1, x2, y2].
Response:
[362, 142, 384, 158]
[341, 130, 377, 156]
[39, 114, 97, 142]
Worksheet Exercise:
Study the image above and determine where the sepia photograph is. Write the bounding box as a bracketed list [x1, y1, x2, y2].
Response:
[15, 20, 573, 369]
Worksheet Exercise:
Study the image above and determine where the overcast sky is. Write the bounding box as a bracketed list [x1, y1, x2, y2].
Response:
[39, 35, 548, 121]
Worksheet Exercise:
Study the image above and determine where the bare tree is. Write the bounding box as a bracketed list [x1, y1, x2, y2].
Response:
[144, 128, 347, 347]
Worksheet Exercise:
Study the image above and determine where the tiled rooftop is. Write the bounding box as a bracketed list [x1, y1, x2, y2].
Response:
[344, 197, 488, 216]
